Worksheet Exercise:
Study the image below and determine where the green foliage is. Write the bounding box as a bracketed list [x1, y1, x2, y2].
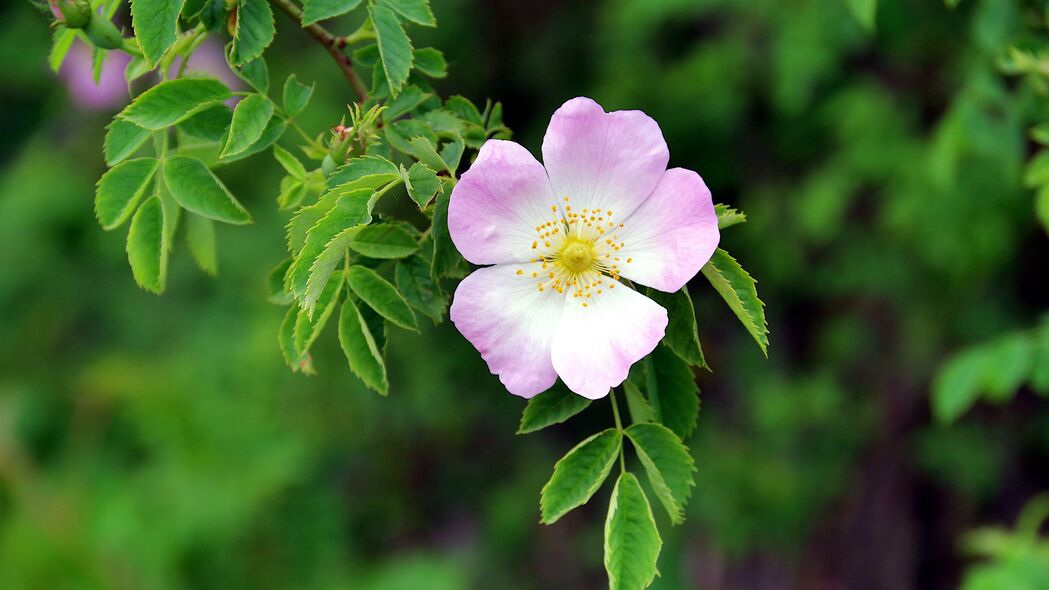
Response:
[960, 494, 1049, 590]
[604, 472, 662, 590]
[338, 298, 389, 394]
[163, 156, 252, 224]
[645, 345, 700, 440]
[222, 94, 274, 158]
[302, 0, 364, 25]
[185, 213, 218, 275]
[539, 429, 622, 524]
[378, 0, 436, 27]
[369, 3, 413, 97]
[282, 74, 314, 117]
[394, 254, 447, 322]
[626, 423, 696, 525]
[346, 265, 418, 332]
[126, 195, 166, 293]
[517, 387, 592, 434]
[118, 78, 231, 130]
[94, 157, 158, 230]
[845, 0, 877, 31]
[231, 0, 275, 66]
[702, 248, 769, 356]
[348, 222, 419, 259]
[104, 119, 152, 165]
[130, 0, 183, 67]
[646, 287, 706, 369]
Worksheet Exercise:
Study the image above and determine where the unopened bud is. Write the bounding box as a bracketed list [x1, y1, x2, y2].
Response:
[84, 15, 124, 50]
[55, 0, 92, 29]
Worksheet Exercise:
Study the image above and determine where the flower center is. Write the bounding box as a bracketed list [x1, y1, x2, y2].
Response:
[559, 239, 593, 273]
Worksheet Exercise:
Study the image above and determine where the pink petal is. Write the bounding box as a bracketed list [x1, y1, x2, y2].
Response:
[448, 140, 558, 265]
[551, 282, 667, 399]
[541, 97, 669, 221]
[614, 168, 720, 292]
[450, 264, 566, 398]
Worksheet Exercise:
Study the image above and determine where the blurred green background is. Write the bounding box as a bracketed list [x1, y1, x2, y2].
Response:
[1, 0, 1048, 588]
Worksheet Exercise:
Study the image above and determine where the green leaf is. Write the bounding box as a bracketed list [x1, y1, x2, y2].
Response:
[444, 95, 483, 125]
[348, 223, 419, 259]
[163, 156, 253, 224]
[540, 429, 621, 524]
[646, 288, 706, 369]
[186, 214, 218, 275]
[231, 57, 269, 94]
[406, 136, 447, 171]
[702, 248, 768, 355]
[346, 265, 418, 332]
[604, 472, 662, 590]
[294, 274, 344, 353]
[279, 306, 315, 374]
[277, 177, 309, 210]
[1030, 122, 1049, 146]
[125, 57, 153, 83]
[221, 94, 274, 158]
[623, 380, 655, 425]
[219, 117, 287, 163]
[338, 298, 389, 394]
[383, 86, 430, 121]
[1024, 151, 1049, 188]
[200, 0, 228, 32]
[104, 119, 152, 166]
[369, 3, 413, 97]
[846, 0, 877, 31]
[932, 347, 987, 424]
[49, 27, 77, 74]
[131, 0, 184, 67]
[126, 195, 167, 293]
[231, 0, 275, 66]
[273, 144, 307, 179]
[394, 254, 447, 322]
[282, 74, 315, 117]
[440, 135, 465, 172]
[177, 104, 233, 141]
[646, 346, 699, 440]
[625, 423, 696, 525]
[95, 158, 159, 230]
[405, 162, 441, 208]
[118, 78, 231, 130]
[430, 183, 468, 278]
[301, 0, 364, 25]
[378, 0, 435, 26]
[517, 387, 591, 434]
[714, 203, 746, 229]
[412, 47, 447, 78]
[267, 258, 294, 305]
[326, 155, 402, 189]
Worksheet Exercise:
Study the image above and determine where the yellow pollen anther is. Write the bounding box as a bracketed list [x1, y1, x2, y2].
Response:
[559, 239, 593, 273]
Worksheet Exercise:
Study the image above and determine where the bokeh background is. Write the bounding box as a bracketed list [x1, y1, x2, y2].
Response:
[1, 0, 1048, 588]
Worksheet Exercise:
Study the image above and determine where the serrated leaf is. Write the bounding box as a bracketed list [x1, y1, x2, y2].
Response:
[277, 177, 309, 210]
[394, 253, 446, 322]
[267, 258, 294, 305]
[517, 387, 591, 434]
[348, 223, 419, 259]
[104, 119, 152, 166]
[444, 95, 483, 125]
[231, 0, 275, 66]
[406, 136, 447, 171]
[279, 306, 315, 374]
[383, 85, 429, 121]
[623, 380, 655, 424]
[714, 203, 746, 229]
[346, 265, 418, 332]
[604, 472, 661, 590]
[186, 214, 218, 275]
[177, 103, 233, 141]
[646, 345, 699, 440]
[118, 78, 231, 130]
[646, 288, 706, 369]
[95, 158, 159, 230]
[126, 195, 167, 293]
[405, 162, 441, 208]
[131, 0, 184, 67]
[222, 94, 274, 158]
[702, 248, 768, 355]
[412, 47, 446, 78]
[294, 273, 344, 353]
[326, 155, 401, 189]
[440, 135, 464, 172]
[273, 144, 307, 179]
[431, 186, 468, 278]
[231, 57, 269, 94]
[301, 0, 364, 25]
[378, 0, 435, 26]
[125, 57, 153, 83]
[540, 429, 621, 524]
[338, 298, 389, 394]
[49, 27, 77, 74]
[200, 0, 228, 32]
[282, 74, 314, 117]
[163, 156, 252, 224]
[626, 423, 696, 525]
[369, 3, 413, 97]
[219, 117, 286, 163]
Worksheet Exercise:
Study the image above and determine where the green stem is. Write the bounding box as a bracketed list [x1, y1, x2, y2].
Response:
[609, 388, 627, 474]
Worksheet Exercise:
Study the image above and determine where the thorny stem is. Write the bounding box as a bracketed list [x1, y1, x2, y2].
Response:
[609, 388, 627, 474]
[268, 0, 369, 103]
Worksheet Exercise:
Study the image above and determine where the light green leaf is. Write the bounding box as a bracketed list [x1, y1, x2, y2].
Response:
[118, 78, 231, 130]
[273, 144, 307, 179]
[604, 472, 662, 590]
[286, 190, 373, 306]
[440, 135, 465, 172]
[378, 0, 435, 26]
[279, 306, 315, 374]
[186, 214, 218, 275]
[405, 162, 441, 208]
[163, 156, 252, 224]
[231, 57, 269, 94]
[845, 0, 877, 31]
[714, 203, 746, 229]
[406, 136, 447, 171]
[104, 119, 152, 166]
[383, 86, 430, 121]
[702, 248, 768, 355]
[623, 380, 655, 425]
[231, 0, 275, 66]
[348, 223, 419, 259]
[218, 117, 286, 163]
[301, 0, 364, 25]
[517, 387, 591, 434]
[95, 158, 158, 230]
[540, 429, 621, 524]
[277, 177, 309, 210]
[369, 3, 413, 96]
[346, 265, 418, 332]
[131, 0, 184, 67]
[49, 27, 77, 74]
[294, 273, 344, 353]
[412, 47, 447, 78]
[177, 103, 233, 141]
[126, 195, 167, 293]
[646, 345, 699, 440]
[221, 94, 274, 158]
[338, 298, 389, 394]
[326, 155, 401, 189]
[394, 254, 447, 322]
[282, 74, 315, 117]
[625, 423, 696, 525]
[267, 258, 294, 305]
[646, 288, 706, 369]
[932, 348, 988, 424]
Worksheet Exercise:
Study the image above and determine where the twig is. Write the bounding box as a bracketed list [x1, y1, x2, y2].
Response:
[268, 0, 369, 102]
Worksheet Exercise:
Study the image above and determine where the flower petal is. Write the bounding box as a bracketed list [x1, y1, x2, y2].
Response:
[614, 168, 720, 292]
[450, 264, 566, 398]
[448, 140, 558, 265]
[542, 97, 669, 220]
[551, 282, 667, 399]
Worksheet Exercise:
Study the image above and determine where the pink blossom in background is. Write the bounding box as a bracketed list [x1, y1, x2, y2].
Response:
[167, 39, 242, 93]
[448, 97, 720, 400]
[59, 41, 131, 111]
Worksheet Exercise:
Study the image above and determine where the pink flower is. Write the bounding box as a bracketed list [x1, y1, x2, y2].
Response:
[448, 97, 720, 399]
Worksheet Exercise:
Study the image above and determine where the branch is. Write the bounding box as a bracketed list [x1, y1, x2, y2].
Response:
[268, 0, 369, 103]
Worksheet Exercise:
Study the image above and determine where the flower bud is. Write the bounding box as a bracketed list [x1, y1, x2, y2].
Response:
[84, 15, 124, 50]
[321, 154, 338, 177]
[55, 0, 92, 29]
